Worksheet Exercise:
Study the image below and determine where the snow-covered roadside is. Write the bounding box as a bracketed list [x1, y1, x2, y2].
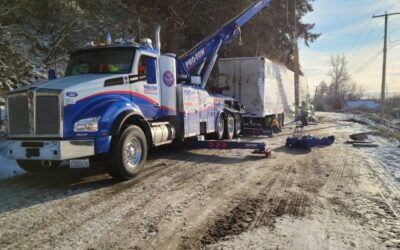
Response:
[0, 140, 25, 179]
[340, 113, 400, 185]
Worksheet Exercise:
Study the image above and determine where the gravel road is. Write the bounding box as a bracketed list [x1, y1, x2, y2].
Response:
[0, 113, 399, 249]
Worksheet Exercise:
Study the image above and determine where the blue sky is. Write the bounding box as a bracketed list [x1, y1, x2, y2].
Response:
[300, 0, 400, 97]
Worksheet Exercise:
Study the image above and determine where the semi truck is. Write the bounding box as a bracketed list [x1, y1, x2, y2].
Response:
[5, 0, 272, 180]
[217, 57, 309, 129]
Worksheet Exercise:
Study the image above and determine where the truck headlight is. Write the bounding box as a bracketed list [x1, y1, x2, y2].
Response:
[74, 117, 100, 132]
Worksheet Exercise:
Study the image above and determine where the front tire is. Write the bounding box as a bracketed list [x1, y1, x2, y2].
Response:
[16, 160, 61, 173]
[108, 125, 147, 180]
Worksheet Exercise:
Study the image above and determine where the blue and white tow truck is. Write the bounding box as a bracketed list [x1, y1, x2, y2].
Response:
[5, 0, 271, 179]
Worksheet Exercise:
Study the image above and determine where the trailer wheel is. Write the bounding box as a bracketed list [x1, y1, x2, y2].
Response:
[108, 125, 147, 180]
[16, 160, 61, 173]
[225, 114, 235, 139]
[234, 114, 242, 137]
[215, 114, 225, 140]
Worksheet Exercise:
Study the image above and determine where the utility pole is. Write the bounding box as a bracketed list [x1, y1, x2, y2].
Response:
[373, 12, 400, 118]
[293, 0, 300, 109]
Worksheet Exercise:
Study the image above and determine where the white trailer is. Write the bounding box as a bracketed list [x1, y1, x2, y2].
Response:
[217, 57, 308, 128]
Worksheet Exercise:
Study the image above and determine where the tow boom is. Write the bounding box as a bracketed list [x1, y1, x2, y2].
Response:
[177, 0, 271, 88]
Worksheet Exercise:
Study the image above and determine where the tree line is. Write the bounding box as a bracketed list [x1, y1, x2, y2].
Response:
[0, 0, 318, 92]
[313, 54, 364, 111]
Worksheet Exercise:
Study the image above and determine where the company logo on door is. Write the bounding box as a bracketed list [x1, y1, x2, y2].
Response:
[163, 71, 174, 87]
[144, 85, 158, 94]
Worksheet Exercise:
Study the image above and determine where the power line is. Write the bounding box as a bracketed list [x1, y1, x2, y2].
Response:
[346, 0, 400, 63]
[347, 24, 382, 62]
[346, 0, 391, 53]
[350, 40, 400, 78]
[386, 2, 400, 12]
[351, 50, 382, 77]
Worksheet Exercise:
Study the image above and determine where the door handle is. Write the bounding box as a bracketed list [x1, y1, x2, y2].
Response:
[154, 103, 161, 107]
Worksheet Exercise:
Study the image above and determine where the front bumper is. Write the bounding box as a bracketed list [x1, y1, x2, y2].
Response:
[7, 140, 95, 161]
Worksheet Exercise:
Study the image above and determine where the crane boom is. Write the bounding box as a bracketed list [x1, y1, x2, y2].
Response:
[177, 0, 271, 88]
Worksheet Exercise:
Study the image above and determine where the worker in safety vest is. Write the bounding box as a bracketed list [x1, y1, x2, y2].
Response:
[266, 116, 281, 133]
[298, 101, 309, 127]
[301, 101, 309, 115]
[271, 118, 281, 133]
[99, 64, 119, 73]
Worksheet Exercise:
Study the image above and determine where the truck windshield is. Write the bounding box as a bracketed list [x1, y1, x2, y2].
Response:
[66, 48, 135, 75]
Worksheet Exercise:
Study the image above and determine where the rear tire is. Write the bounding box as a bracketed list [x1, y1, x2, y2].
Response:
[107, 125, 147, 180]
[16, 160, 61, 173]
[234, 114, 242, 137]
[225, 114, 235, 140]
[214, 114, 225, 140]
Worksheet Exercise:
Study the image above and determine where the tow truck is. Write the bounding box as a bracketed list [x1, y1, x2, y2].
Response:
[5, 0, 271, 179]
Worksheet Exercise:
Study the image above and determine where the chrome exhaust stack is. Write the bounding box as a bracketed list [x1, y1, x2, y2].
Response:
[155, 25, 161, 53]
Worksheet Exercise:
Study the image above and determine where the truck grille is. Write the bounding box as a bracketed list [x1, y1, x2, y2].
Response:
[35, 96, 60, 135]
[8, 95, 30, 134]
[7, 89, 62, 136]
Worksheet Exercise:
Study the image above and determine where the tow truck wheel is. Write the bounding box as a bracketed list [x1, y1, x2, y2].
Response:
[108, 125, 147, 180]
[234, 114, 242, 137]
[16, 160, 61, 173]
[215, 114, 225, 140]
[225, 114, 235, 140]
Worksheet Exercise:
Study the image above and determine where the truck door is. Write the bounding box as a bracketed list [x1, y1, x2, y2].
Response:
[199, 90, 215, 133]
[199, 90, 208, 124]
[130, 54, 161, 120]
[182, 87, 200, 137]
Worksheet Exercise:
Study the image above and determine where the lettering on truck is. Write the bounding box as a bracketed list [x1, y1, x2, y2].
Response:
[144, 85, 158, 94]
[185, 48, 205, 70]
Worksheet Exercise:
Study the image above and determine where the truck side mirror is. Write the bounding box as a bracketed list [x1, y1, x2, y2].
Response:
[145, 58, 157, 84]
[48, 69, 57, 80]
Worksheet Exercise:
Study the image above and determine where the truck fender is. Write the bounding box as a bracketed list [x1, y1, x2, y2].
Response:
[111, 110, 153, 147]
[216, 111, 225, 121]
[223, 107, 240, 114]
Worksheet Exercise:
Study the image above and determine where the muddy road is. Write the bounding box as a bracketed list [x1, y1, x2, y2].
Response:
[0, 113, 399, 249]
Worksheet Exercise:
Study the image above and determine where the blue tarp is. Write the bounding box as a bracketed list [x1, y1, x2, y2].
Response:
[286, 136, 335, 149]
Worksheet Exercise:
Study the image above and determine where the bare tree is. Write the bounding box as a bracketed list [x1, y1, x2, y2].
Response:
[327, 54, 351, 109]
[329, 54, 350, 107]
[313, 55, 365, 111]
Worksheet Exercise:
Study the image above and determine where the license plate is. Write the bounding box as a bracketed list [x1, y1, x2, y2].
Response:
[70, 159, 90, 169]
[26, 148, 40, 158]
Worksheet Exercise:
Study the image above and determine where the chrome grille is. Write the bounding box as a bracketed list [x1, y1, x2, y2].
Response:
[7, 89, 62, 137]
[35, 95, 60, 135]
[7, 94, 30, 134]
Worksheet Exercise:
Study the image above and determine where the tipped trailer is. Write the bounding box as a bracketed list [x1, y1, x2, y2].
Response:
[5, 1, 272, 180]
[217, 57, 309, 130]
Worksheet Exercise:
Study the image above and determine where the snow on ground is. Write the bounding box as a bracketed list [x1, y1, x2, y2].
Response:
[362, 134, 400, 185]
[0, 112, 398, 183]
[333, 112, 400, 185]
[0, 140, 24, 179]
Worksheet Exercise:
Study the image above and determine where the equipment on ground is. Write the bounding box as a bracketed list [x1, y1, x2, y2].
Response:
[188, 136, 272, 158]
[5, 1, 272, 180]
[352, 143, 378, 148]
[286, 135, 335, 149]
[286, 119, 335, 149]
[292, 121, 305, 138]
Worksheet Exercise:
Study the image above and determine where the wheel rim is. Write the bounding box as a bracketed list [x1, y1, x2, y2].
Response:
[235, 116, 241, 134]
[218, 116, 224, 137]
[228, 116, 234, 135]
[125, 137, 142, 169]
